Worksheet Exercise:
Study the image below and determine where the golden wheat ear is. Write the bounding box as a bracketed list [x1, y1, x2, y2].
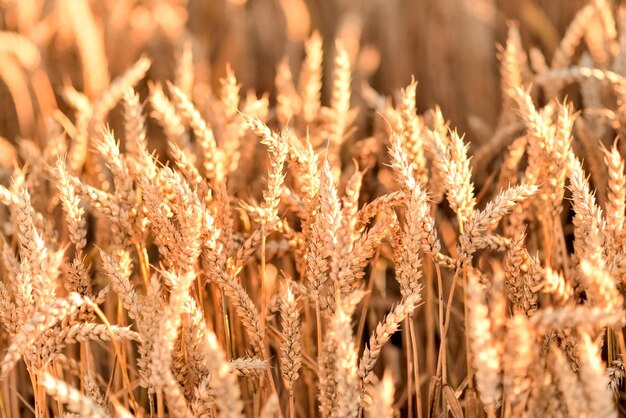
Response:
[40, 372, 111, 418]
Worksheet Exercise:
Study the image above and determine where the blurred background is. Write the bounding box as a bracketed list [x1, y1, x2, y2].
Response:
[0, 0, 588, 150]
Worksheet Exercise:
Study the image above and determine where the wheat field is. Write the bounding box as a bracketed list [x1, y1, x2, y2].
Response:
[0, 0, 625, 417]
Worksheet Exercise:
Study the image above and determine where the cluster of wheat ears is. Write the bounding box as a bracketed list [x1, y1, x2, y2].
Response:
[2, 0, 626, 417]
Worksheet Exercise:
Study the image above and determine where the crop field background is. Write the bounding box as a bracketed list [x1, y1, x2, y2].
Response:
[0, 0, 624, 417]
